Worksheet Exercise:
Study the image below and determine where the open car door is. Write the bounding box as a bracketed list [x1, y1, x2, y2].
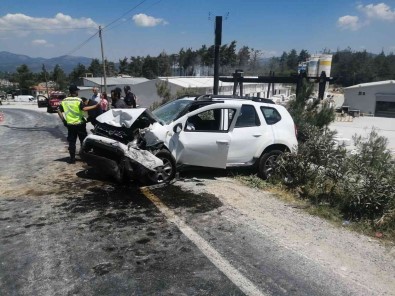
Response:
[168, 105, 236, 169]
[37, 95, 48, 108]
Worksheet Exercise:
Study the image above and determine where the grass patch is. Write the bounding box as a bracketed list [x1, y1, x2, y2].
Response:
[235, 174, 308, 207]
[235, 174, 395, 243]
[306, 204, 343, 223]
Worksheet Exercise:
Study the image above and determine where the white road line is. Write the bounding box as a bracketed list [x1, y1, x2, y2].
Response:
[141, 187, 266, 296]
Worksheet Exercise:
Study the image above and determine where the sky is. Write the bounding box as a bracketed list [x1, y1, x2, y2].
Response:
[1, 0, 395, 61]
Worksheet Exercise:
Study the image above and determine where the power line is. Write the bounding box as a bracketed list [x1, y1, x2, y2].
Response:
[0, 27, 95, 32]
[103, 0, 163, 34]
[60, 0, 148, 57]
[103, 0, 148, 30]
[64, 30, 99, 56]
[60, 0, 153, 58]
[1, 0, 155, 60]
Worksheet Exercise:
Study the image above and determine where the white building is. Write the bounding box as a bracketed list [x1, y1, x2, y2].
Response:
[81, 75, 149, 95]
[132, 76, 292, 107]
[343, 80, 395, 117]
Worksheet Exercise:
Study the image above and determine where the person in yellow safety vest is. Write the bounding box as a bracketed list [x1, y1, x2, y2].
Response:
[57, 85, 100, 164]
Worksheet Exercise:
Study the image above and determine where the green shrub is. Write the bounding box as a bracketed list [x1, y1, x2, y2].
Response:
[274, 125, 347, 203]
[340, 130, 395, 221]
[275, 127, 395, 228]
[287, 79, 335, 141]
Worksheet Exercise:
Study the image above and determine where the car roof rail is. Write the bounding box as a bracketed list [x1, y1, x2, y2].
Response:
[194, 94, 275, 104]
[195, 94, 240, 101]
[249, 97, 275, 104]
[175, 94, 201, 100]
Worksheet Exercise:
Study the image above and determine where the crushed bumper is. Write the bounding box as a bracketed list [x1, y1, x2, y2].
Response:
[81, 134, 164, 181]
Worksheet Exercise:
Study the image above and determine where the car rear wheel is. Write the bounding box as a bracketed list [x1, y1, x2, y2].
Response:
[258, 150, 283, 180]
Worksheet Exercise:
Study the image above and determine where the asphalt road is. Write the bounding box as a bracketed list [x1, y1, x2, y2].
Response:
[1, 105, 394, 296]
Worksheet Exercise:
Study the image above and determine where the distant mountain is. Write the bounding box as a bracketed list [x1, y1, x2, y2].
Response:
[0, 51, 92, 74]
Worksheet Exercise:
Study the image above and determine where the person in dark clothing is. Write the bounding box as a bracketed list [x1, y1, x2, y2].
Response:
[123, 85, 137, 108]
[81, 97, 102, 126]
[112, 87, 127, 108]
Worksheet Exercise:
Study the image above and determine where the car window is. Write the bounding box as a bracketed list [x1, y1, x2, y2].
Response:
[260, 106, 282, 125]
[186, 108, 235, 132]
[152, 99, 192, 124]
[235, 104, 261, 128]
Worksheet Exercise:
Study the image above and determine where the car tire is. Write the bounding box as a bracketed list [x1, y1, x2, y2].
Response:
[258, 150, 283, 180]
[114, 158, 126, 184]
[145, 149, 176, 184]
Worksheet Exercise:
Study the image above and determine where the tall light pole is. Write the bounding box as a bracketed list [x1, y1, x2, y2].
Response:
[213, 16, 222, 95]
[99, 26, 107, 95]
[42, 64, 49, 97]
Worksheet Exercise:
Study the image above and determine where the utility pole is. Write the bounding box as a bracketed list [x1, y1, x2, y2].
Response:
[213, 16, 222, 95]
[99, 26, 107, 95]
[265, 71, 276, 98]
[42, 64, 49, 97]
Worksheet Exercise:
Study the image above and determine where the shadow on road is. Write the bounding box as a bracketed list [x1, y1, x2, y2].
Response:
[178, 166, 257, 180]
[74, 163, 258, 187]
[54, 156, 71, 163]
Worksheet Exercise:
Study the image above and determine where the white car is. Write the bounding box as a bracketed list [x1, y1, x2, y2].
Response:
[81, 95, 298, 183]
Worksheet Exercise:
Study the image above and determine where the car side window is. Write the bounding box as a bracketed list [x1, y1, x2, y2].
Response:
[260, 107, 282, 125]
[235, 104, 260, 128]
[186, 108, 235, 132]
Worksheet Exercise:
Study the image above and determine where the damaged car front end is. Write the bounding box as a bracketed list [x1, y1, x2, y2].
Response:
[81, 109, 176, 184]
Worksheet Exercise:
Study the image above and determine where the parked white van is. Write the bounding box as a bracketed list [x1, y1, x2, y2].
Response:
[14, 95, 35, 102]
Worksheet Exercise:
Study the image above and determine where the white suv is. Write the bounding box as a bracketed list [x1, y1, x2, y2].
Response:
[82, 95, 298, 183]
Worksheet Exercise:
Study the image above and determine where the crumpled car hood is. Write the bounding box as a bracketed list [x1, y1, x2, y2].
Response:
[96, 108, 147, 128]
[96, 108, 169, 145]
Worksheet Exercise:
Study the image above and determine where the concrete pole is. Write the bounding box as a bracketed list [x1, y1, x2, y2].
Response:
[99, 26, 107, 95]
[213, 16, 222, 95]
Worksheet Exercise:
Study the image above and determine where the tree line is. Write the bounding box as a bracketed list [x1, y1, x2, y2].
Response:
[1, 41, 394, 94]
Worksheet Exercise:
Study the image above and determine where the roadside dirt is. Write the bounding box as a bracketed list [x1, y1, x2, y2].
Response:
[175, 175, 395, 295]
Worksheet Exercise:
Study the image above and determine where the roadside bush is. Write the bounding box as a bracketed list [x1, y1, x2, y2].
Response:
[340, 130, 395, 222]
[272, 79, 394, 234]
[287, 79, 335, 141]
[274, 125, 347, 205]
[275, 127, 395, 229]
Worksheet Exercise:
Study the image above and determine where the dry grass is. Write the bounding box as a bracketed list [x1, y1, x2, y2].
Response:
[235, 174, 395, 243]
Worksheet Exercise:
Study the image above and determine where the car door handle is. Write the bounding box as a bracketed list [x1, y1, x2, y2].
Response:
[216, 140, 229, 144]
[253, 134, 262, 137]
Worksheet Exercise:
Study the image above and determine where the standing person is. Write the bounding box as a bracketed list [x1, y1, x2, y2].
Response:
[112, 87, 127, 108]
[123, 85, 137, 108]
[57, 85, 98, 164]
[100, 93, 109, 112]
[91, 87, 101, 104]
[81, 97, 102, 127]
[109, 90, 115, 107]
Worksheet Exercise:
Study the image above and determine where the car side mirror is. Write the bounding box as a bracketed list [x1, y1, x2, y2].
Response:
[173, 123, 182, 133]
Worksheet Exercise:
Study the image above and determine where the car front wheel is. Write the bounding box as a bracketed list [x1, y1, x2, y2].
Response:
[145, 149, 176, 184]
[258, 150, 283, 180]
[114, 158, 126, 184]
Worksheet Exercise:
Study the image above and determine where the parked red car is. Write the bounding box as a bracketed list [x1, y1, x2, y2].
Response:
[47, 91, 66, 113]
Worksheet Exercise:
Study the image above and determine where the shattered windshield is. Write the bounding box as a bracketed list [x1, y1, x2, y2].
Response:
[152, 99, 193, 124]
